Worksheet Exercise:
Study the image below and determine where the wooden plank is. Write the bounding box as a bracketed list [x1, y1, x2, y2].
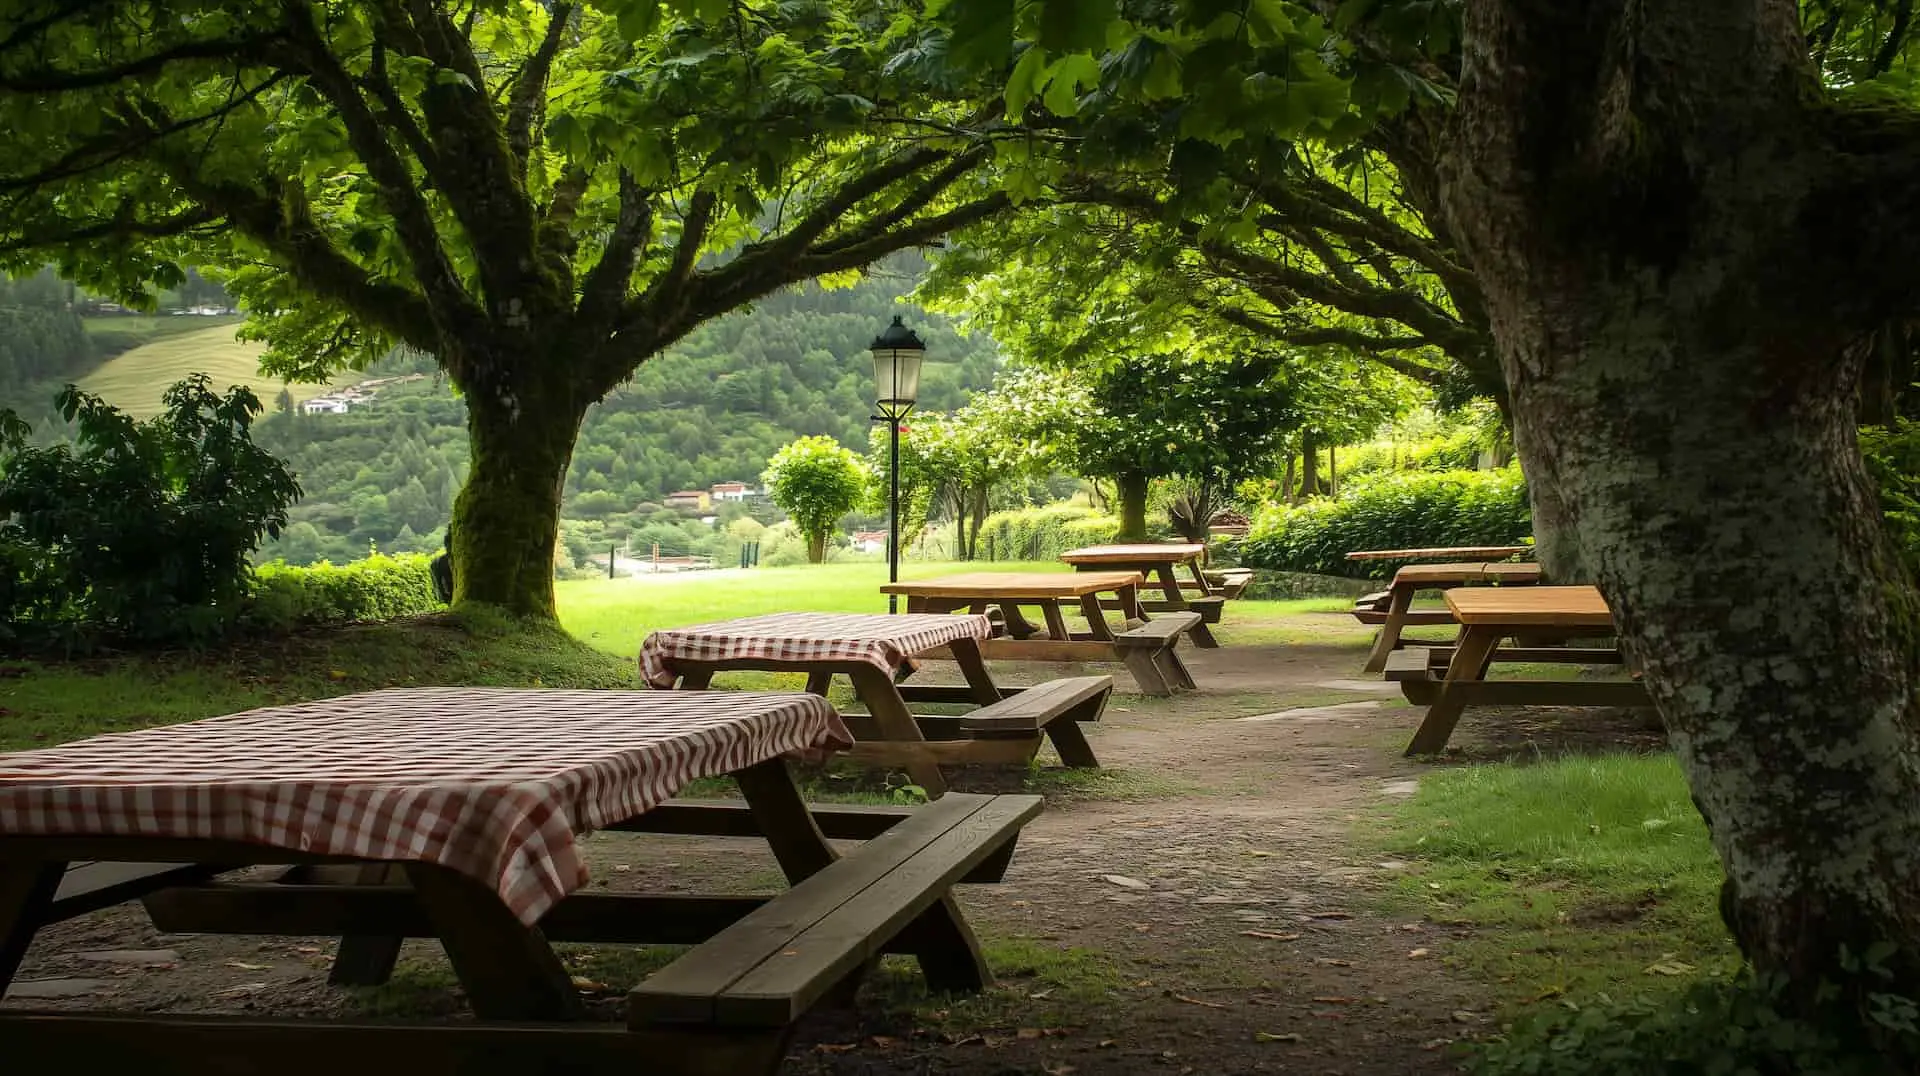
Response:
[328, 862, 406, 986]
[848, 738, 1041, 768]
[880, 571, 1143, 599]
[1352, 609, 1457, 626]
[1362, 581, 1422, 674]
[0, 1013, 790, 1075]
[959, 676, 1112, 734]
[975, 638, 1119, 663]
[144, 885, 771, 944]
[848, 666, 948, 797]
[1446, 584, 1616, 628]
[1393, 561, 1544, 586]
[946, 636, 1006, 706]
[1404, 626, 1504, 756]
[46, 862, 226, 925]
[735, 758, 837, 884]
[1345, 545, 1532, 561]
[1060, 543, 1206, 565]
[1381, 648, 1436, 682]
[1418, 680, 1650, 707]
[627, 794, 995, 1026]
[611, 800, 914, 840]
[707, 795, 1043, 1027]
[1114, 611, 1202, 644]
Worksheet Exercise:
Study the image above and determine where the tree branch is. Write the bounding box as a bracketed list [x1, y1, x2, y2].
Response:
[577, 170, 654, 332]
[0, 204, 220, 253]
[507, 2, 573, 163]
[0, 31, 277, 91]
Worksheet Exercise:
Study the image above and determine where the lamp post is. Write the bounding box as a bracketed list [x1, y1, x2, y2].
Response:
[870, 315, 924, 613]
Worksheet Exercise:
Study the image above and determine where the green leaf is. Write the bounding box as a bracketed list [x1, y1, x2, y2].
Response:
[1038, 0, 1116, 52]
[1333, 0, 1379, 32]
[1042, 52, 1101, 116]
[1006, 44, 1049, 117]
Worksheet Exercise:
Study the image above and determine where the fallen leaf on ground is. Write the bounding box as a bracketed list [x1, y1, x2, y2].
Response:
[1101, 874, 1150, 889]
[1312, 958, 1352, 967]
[1645, 958, 1696, 976]
[570, 977, 611, 993]
[1028, 989, 1053, 999]
[1245, 850, 1273, 857]
[1408, 948, 1430, 958]
[1017, 1028, 1044, 1040]
[1453, 1010, 1483, 1023]
[224, 961, 272, 971]
[1240, 930, 1302, 941]
[1169, 993, 1228, 1009]
[812, 1043, 858, 1054]
[1254, 1032, 1302, 1043]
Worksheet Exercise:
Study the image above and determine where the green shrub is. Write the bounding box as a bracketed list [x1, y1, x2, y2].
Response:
[245, 554, 443, 629]
[1861, 419, 1920, 576]
[1240, 466, 1532, 579]
[970, 504, 1136, 561]
[1474, 972, 1919, 1076]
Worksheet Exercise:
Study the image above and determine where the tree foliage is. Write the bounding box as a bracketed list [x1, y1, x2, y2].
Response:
[763, 434, 867, 562]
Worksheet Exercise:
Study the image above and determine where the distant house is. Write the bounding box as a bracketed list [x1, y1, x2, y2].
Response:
[710, 481, 755, 502]
[665, 490, 711, 510]
[302, 397, 350, 415]
[851, 530, 889, 554]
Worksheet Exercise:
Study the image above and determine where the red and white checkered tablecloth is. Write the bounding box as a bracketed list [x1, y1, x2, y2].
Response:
[0, 688, 851, 925]
[639, 612, 993, 688]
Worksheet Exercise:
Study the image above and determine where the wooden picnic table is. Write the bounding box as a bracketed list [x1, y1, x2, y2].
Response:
[879, 571, 1203, 696]
[641, 613, 1108, 796]
[0, 688, 1042, 1073]
[1058, 543, 1231, 625]
[1358, 561, 1544, 673]
[1345, 545, 1533, 562]
[1390, 586, 1649, 755]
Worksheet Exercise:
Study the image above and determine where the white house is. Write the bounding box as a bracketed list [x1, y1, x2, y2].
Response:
[851, 530, 888, 554]
[302, 397, 350, 415]
[710, 481, 755, 502]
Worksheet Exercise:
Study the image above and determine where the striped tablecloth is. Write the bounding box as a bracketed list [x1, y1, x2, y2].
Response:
[639, 612, 994, 688]
[0, 688, 852, 925]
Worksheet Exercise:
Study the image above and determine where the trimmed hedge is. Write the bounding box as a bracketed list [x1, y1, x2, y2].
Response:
[246, 554, 443, 629]
[972, 504, 1145, 562]
[1240, 467, 1532, 580]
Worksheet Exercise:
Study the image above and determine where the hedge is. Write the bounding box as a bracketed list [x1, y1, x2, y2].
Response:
[1240, 467, 1532, 580]
[971, 504, 1153, 562]
[246, 554, 443, 629]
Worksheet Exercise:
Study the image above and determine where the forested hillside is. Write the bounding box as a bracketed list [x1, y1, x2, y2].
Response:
[0, 271, 96, 426]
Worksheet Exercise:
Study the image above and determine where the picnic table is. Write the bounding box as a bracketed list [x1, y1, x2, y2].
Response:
[641, 613, 1108, 796]
[1344, 545, 1533, 562]
[1386, 586, 1649, 755]
[1058, 543, 1234, 630]
[879, 571, 1201, 696]
[0, 688, 1042, 1072]
[1357, 561, 1544, 673]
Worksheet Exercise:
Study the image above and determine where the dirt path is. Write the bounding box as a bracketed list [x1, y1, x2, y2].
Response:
[6, 611, 1502, 1074]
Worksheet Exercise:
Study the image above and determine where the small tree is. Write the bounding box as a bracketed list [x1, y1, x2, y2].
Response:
[763, 437, 866, 564]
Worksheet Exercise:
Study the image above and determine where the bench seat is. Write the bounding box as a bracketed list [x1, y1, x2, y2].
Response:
[1204, 569, 1256, 599]
[48, 862, 228, 925]
[1113, 613, 1201, 696]
[630, 792, 1042, 1035]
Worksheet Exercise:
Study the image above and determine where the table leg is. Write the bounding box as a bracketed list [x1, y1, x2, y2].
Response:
[998, 602, 1043, 639]
[1116, 583, 1145, 625]
[734, 758, 838, 882]
[678, 668, 716, 690]
[804, 671, 833, 696]
[1152, 564, 1185, 605]
[849, 666, 949, 797]
[1078, 592, 1118, 641]
[401, 862, 584, 1021]
[1405, 625, 1503, 756]
[1362, 583, 1416, 674]
[1040, 599, 1073, 641]
[327, 863, 407, 986]
[0, 861, 64, 993]
[946, 637, 1004, 705]
[1185, 559, 1213, 595]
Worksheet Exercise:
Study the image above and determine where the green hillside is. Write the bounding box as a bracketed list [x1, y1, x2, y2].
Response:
[76, 323, 348, 418]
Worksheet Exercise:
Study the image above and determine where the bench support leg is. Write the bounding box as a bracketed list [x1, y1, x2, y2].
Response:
[1120, 648, 1173, 696]
[850, 667, 949, 798]
[1362, 585, 1416, 674]
[1405, 627, 1502, 756]
[1043, 717, 1100, 768]
[900, 892, 991, 995]
[1156, 644, 1197, 691]
[328, 863, 407, 986]
[1186, 621, 1219, 649]
[0, 861, 63, 994]
[947, 638, 1004, 705]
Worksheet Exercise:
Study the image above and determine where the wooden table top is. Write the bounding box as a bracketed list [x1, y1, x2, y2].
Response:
[1346, 545, 1533, 562]
[881, 571, 1145, 598]
[1060, 543, 1207, 565]
[1446, 585, 1615, 627]
[1394, 561, 1544, 586]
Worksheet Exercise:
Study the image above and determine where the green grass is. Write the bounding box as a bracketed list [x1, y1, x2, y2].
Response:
[0, 609, 634, 751]
[1369, 753, 1740, 1014]
[76, 321, 351, 418]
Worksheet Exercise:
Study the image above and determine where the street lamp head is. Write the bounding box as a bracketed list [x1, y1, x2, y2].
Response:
[869, 315, 925, 415]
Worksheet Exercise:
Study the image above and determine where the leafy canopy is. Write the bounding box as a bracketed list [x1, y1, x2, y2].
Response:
[763, 434, 868, 552]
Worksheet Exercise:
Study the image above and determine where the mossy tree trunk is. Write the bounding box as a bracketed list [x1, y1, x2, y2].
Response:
[1115, 470, 1149, 540]
[1446, 0, 1920, 1022]
[806, 530, 827, 563]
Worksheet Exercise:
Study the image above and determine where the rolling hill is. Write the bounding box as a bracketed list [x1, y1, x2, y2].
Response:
[75, 322, 350, 418]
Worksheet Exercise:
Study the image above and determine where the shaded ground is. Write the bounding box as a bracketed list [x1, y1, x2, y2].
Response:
[5, 610, 1667, 1074]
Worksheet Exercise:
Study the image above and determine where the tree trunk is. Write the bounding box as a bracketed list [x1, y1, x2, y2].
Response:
[1115, 471, 1149, 540]
[1513, 433, 1589, 583]
[1444, 0, 1920, 1016]
[452, 382, 588, 617]
[1282, 454, 1296, 504]
[806, 530, 827, 564]
[963, 484, 989, 560]
[1298, 433, 1320, 498]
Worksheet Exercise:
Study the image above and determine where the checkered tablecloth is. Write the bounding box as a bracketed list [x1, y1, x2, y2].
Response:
[0, 688, 851, 925]
[639, 612, 993, 688]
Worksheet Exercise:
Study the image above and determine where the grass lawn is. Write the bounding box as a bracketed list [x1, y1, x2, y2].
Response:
[76, 321, 352, 417]
[1369, 753, 1739, 1019]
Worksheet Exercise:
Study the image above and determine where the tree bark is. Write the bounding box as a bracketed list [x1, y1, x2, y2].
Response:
[1115, 470, 1149, 540]
[1444, 0, 1920, 1018]
[1297, 433, 1320, 499]
[452, 374, 589, 617]
[806, 530, 827, 564]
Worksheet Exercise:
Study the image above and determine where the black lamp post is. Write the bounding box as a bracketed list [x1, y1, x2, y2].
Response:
[870, 315, 924, 613]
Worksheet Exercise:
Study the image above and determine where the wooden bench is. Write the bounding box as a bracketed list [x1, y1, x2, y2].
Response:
[629, 792, 1042, 1054]
[46, 862, 229, 925]
[1203, 569, 1255, 599]
[1360, 562, 1542, 673]
[1113, 613, 1201, 695]
[956, 675, 1110, 768]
